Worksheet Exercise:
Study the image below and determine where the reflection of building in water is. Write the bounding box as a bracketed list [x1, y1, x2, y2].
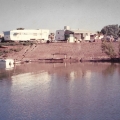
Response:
[52, 63, 85, 80]
[84, 70, 93, 91]
[69, 71, 81, 81]
[85, 70, 92, 79]
[70, 71, 75, 80]
[0, 59, 14, 70]
[11, 71, 51, 87]
[8, 71, 52, 111]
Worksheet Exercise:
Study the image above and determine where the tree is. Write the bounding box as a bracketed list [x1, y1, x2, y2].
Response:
[101, 24, 119, 39]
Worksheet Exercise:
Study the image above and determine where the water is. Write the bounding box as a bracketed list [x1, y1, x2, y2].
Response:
[0, 62, 120, 120]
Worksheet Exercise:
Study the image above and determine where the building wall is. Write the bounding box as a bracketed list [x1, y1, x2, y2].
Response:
[55, 30, 65, 40]
[85, 33, 90, 40]
[74, 33, 81, 40]
[4, 31, 11, 40]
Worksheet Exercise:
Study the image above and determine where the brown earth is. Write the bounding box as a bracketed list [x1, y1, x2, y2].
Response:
[1, 41, 119, 62]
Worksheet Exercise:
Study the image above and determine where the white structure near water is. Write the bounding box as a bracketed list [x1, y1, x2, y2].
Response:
[3, 29, 49, 42]
[0, 59, 14, 70]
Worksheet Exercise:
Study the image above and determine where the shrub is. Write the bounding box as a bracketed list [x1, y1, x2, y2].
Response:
[10, 48, 14, 51]
[0, 51, 4, 56]
[23, 42, 31, 46]
[3, 50, 9, 53]
[14, 48, 22, 52]
[101, 41, 116, 58]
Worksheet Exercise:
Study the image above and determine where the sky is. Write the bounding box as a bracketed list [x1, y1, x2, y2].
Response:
[0, 0, 120, 33]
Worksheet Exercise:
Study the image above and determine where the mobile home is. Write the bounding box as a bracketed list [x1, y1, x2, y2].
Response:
[3, 29, 49, 42]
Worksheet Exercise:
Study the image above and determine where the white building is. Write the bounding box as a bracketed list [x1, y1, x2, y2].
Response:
[55, 26, 96, 42]
[3, 29, 49, 42]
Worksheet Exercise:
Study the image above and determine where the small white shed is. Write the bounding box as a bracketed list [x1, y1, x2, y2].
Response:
[0, 59, 14, 69]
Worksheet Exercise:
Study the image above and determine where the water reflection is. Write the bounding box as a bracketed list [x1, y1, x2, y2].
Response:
[102, 63, 119, 76]
[0, 61, 14, 70]
[0, 62, 120, 120]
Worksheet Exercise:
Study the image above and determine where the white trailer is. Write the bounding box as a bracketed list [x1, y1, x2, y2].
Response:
[3, 29, 49, 42]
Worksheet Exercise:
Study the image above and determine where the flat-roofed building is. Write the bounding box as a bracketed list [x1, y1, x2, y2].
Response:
[55, 26, 96, 42]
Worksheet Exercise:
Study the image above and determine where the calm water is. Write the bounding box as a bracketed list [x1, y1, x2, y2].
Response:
[0, 62, 120, 120]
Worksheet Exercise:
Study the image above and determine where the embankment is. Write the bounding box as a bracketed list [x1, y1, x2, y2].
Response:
[4, 42, 119, 62]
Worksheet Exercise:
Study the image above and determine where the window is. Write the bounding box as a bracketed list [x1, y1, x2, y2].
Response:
[4, 31, 10, 35]
[13, 33, 19, 36]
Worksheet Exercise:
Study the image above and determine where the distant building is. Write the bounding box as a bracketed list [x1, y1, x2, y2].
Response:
[55, 26, 96, 42]
[3, 29, 49, 42]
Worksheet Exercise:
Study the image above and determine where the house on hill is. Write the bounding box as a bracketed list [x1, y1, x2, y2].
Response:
[55, 26, 96, 42]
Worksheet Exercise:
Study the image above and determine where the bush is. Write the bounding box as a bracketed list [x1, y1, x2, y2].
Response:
[14, 48, 22, 52]
[0, 51, 4, 56]
[3, 50, 9, 53]
[23, 42, 31, 46]
[101, 41, 116, 58]
[10, 48, 14, 51]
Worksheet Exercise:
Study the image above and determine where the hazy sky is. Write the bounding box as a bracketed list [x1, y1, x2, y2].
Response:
[0, 0, 120, 33]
